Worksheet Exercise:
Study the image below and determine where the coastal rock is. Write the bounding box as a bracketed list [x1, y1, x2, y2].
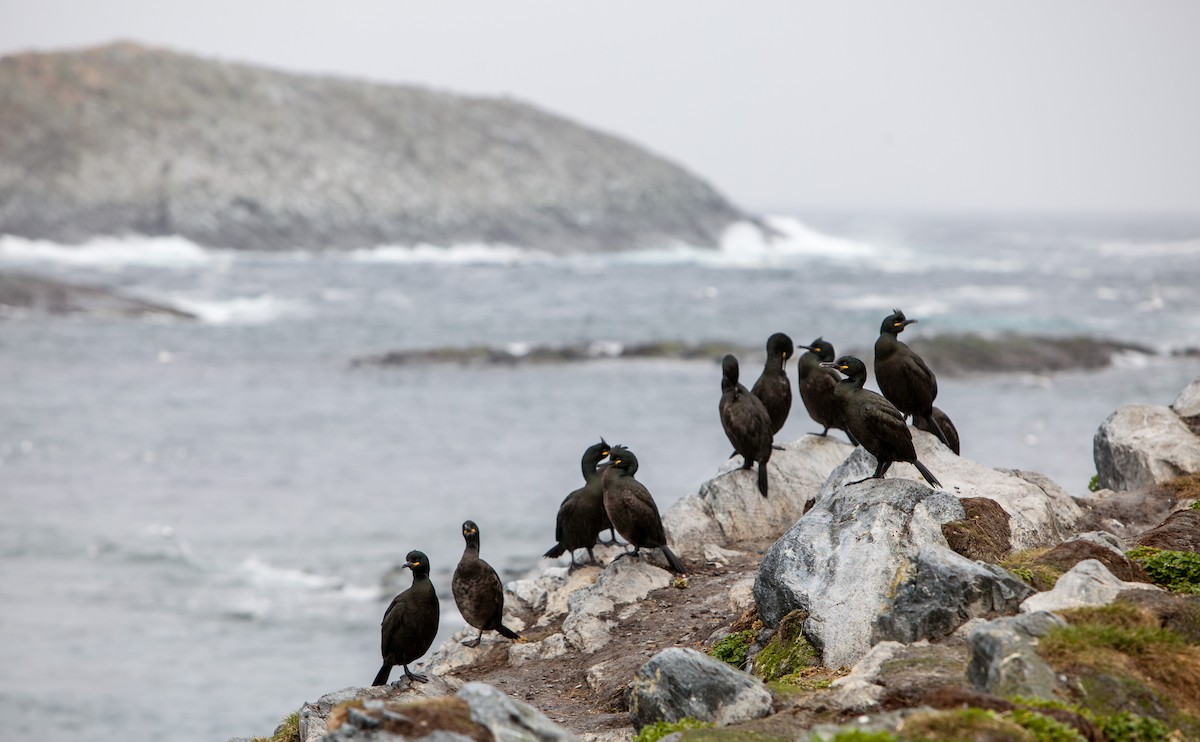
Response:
[966, 612, 1065, 700]
[755, 478, 1033, 669]
[1030, 538, 1147, 583]
[0, 43, 747, 253]
[1133, 509, 1200, 552]
[1172, 376, 1200, 418]
[317, 682, 576, 742]
[628, 648, 773, 730]
[1093, 404, 1200, 491]
[1072, 486, 1182, 541]
[1020, 559, 1163, 614]
[663, 435, 853, 557]
[0, 270, 194, 320]
[298, 676, 454, 742]
[822, 429, 1083, 550]
[940, 497, 1013, 562]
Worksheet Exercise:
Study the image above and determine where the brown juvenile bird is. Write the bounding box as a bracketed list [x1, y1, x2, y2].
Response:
[543, 438, 612, 566]
[750, 332, 794, 440]
[601, 446, 686, 573]
[373, 549, 439, 685]
[822, 355, 942, 488]
[452, 520, 520, 647]
[720, 354, 772, 497]
[873, 309, 953, 450]
[796, 337, 858, 445]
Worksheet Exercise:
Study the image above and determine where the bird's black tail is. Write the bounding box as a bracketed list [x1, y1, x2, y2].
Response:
[661, 546, 687, 575]
[372, 664, 391, 686]
[923, 414, 954, 451]
[543, 543, 566, 559]
[497, 624, 521, 641]
[757, 462, 769, 497]
[914, 460, 942, 489]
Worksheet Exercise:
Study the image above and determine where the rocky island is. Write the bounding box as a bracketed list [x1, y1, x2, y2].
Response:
[0, 43, 749, 253]
[240, 378, 1200, 741]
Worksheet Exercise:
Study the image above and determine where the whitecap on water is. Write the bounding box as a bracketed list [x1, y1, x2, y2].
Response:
[0, 234, 231, 268]
[348, 242, 552, 265]
[237, 556, 347, 591]
[171, 294, 305, 325]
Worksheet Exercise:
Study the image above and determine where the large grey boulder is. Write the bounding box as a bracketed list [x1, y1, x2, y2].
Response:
[628, 648, 773, 730]
[663, 435, 853, 556]
[755, 478, 1033, 669]
[966, 612, 1065, 700]
[1020, 559, 1162, 614]
[822, 429, 1082, 550]
[1094, 404, 1200, 491]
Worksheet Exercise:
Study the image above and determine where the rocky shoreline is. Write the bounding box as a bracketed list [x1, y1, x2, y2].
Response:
[242, 377, 1200, 742]
[0, 270, 195, 320]
[352, 333, 1166, 377]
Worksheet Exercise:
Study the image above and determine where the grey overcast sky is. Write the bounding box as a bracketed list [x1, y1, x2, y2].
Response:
[2, 1, 1198, 215]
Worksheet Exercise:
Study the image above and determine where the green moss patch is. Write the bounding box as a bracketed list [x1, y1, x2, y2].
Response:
[1011, 696, 1171, 742]
[1000, 548, 1063, 591]
[752, 610, 818, 680]
[709, 629, 756, 668]
[632, 717, 713, 742]
[1126, 546, 1200, 593]
[251, 712, 299, 742]
[1036, 601, 1200, 733]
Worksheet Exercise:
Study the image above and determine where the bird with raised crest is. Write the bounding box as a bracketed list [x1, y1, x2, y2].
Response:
[543, 438, 613, 566]
[873, 308, 954, 451]
[601, 446, 686, 573]
[373, 549, 439, 685]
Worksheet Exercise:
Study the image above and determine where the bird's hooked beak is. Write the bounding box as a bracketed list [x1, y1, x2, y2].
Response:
[903, 318, 918, 327]
[818, 361, 836, 369]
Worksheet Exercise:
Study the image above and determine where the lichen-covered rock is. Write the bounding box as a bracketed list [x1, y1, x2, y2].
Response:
[755, 478, 1033, 668]
[628, 648, 772, 730]
[1094, 404, 1200, 491]
[316, 683, 576, 742]
[1134, 509, 1200, 552]
[298, 677, 455, 742]
[821, 429, 1083, 550]
[966, 612, 1065, 700]
[1020, 559, 1162, 614]
[663, 435, 853, 556]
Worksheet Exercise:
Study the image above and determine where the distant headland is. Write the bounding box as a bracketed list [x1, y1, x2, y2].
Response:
[0, 42, 751, 252]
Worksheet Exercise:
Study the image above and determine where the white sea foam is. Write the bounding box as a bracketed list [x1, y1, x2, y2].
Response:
[0, 234, 229, 268]
[348, 242, 553, 265]
[172, 294, 304, 325]
[1096, 237, 1200, 257]
[237, 556, 346, 591]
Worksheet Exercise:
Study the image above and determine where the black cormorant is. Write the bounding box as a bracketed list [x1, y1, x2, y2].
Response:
[873, 309, 953, 450]
[914, 405, 960, 455]
[822, 356, 942, 488]
[373, 549, 439, 685]
[796, 337, 858, 445]
[543, 438, 612, 565]
[720, 354, 772, 497]
[601, 446, 686, 573]
[452, 520, 521, 647]
[750, 332, 794, 438]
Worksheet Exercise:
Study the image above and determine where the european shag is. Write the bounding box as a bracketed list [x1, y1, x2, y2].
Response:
[452, 520, 521, 647]
[750, 332, 794, 438]
[543, 438, 612, 565]
[601, 446, 686, 573]
[914, 405, 960, 455]
[373, 549, 439, 685]
[822, 356, 942, 488]
[720, 354, 772, 497]
[797, 337, 859, 445]
[873, 309, 953, 450]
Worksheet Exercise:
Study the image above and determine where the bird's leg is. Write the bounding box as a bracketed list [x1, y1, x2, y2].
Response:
[772, 444, 785, 451]
[806, 428, 830, 438]
[403, 664, 429, 683]
[873, 460, 892, 479]
[461, 630, 483, 648]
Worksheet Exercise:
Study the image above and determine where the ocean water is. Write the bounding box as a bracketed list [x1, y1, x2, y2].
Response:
[1, 213, 1198, 741]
